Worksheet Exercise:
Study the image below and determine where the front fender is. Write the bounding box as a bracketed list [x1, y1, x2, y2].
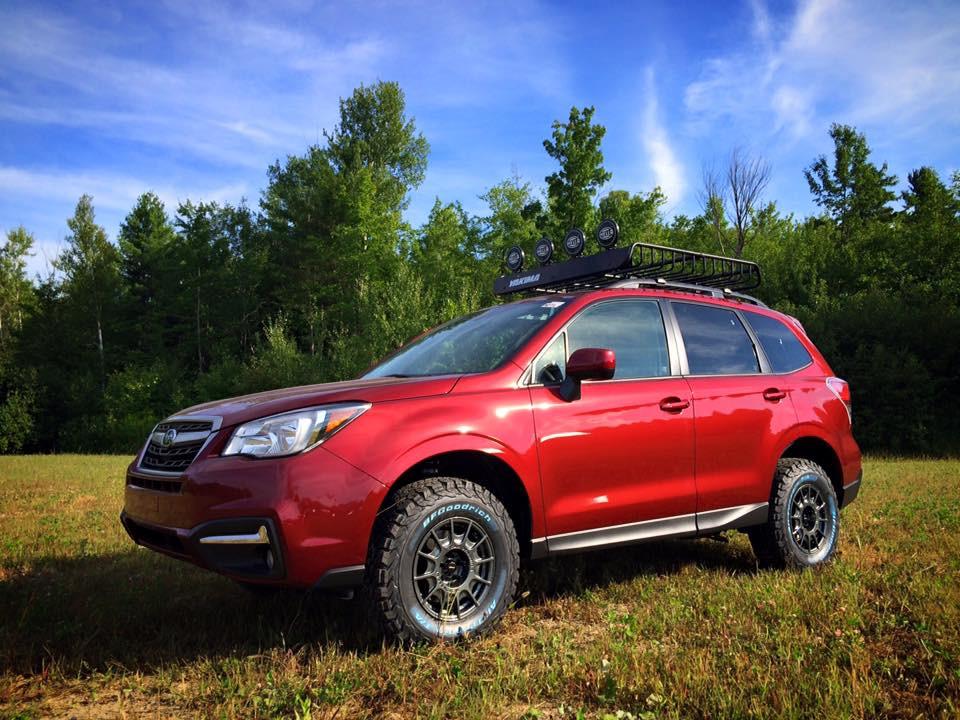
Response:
[322, 389, 545, 536]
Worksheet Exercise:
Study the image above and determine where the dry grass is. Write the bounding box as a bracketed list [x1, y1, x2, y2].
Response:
[0, 455, 958, 719]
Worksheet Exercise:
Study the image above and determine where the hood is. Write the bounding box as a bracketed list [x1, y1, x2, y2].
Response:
[172, 375, 460, 428]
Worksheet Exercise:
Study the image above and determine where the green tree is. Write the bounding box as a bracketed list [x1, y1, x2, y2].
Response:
[171, 201, 241, 374]
[117, 192, 176, 359]
[0, 226, 34, 346]
[55, 195, 120, 392]
[409, 199, 483, 314]
[900, 166, 960, 297]
[543, 106, 611, 238]
[598, 188, 666, 246]
[805, 123, 897, 242]
[479, 177, 542, 277]
[325, 81, 429, 215]
[262, 81, 429, 354]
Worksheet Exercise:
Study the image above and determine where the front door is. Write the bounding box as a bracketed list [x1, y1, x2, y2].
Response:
[529, 299, 697, 551]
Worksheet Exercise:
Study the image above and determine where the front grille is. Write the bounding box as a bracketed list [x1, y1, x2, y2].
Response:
[155, 420, 212, 434]
[138, 419, 214, 474]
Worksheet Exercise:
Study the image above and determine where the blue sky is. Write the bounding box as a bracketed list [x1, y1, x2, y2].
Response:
[2, 0, 959, 277]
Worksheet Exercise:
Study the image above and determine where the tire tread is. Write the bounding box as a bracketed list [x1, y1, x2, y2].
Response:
[368, 476, 519, 642]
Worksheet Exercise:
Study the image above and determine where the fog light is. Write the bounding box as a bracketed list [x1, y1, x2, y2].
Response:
[597, 218, 619, 248]
[266, 548, 275, 571]
[505, 245, 525, 272]
[534, 237, 554, 265]
[563, 228, 585, 257]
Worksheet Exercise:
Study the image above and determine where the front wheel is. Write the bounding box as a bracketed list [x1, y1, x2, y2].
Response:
[749, 458, 840, 569]
[369, 477, 519, 642]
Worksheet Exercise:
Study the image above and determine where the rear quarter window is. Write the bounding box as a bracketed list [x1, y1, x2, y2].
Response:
[744, 312, 813, 373]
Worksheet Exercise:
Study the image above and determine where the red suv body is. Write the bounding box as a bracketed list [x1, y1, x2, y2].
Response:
[122, 286, 861, 640]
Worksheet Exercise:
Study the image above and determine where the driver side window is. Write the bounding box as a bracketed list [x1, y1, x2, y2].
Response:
[532, 299, 671, 384]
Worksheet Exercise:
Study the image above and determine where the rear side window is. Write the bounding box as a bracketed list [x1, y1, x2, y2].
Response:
[744, 312, 812, 373]
[672, 302, 760, 375]
[566, 300, 670, 380]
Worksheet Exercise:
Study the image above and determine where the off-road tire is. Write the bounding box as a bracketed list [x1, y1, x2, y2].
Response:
[369, 477, 519, 643]
[748, 458, 840, 569]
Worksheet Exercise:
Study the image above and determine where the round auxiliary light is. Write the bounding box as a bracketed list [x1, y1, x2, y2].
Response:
[563, 228, 586, 257]
[534, 237, 554, 265]
[505, 245, 525, 273]
[597, 218, 620, 249]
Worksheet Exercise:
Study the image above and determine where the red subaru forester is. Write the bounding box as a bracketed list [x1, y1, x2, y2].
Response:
[121, 236, 861, 642]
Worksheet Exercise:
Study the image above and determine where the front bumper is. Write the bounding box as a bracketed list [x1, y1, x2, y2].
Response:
[121, 445, 387, 587]
[121, 513, 287, 579]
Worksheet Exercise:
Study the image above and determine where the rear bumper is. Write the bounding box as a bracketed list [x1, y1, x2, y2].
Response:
[840, 470, 862, 509]
[121, 445, 387, 587]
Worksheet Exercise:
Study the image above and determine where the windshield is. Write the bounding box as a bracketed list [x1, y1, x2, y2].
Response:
[364, 299, 570, 378]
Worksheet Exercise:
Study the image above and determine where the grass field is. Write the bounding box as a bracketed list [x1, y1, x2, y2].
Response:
[0, 456, 958, 719]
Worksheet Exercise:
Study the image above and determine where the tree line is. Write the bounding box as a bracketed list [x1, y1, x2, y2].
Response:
[1, 81, 958, 455]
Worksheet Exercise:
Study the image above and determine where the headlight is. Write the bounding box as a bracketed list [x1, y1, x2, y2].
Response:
[222, 403, 370, 458]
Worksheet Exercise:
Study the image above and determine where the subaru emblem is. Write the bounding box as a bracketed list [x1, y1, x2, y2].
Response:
[162, 428, 177, 447]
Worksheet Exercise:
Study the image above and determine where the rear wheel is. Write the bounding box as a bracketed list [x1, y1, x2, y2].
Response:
[749, 458, 839, 569]
[369, 477, 519, 642]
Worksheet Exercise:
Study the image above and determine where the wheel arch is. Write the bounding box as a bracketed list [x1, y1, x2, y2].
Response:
[378, 449, 536, 559]
[779, 435, 845, 504]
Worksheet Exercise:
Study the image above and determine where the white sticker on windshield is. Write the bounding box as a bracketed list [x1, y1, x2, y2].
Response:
[541, 301, 564, 308]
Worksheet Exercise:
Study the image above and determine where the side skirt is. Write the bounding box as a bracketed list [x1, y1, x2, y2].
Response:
[537, 502, 769, 556]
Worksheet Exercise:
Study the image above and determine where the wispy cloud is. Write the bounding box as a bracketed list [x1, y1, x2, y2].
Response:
[0, 166, 247, 215]
[642, 68, 685, 206]
[684, 0, 960, 142]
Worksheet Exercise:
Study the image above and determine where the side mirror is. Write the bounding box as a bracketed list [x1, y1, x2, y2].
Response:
[559, 348, 615, 401]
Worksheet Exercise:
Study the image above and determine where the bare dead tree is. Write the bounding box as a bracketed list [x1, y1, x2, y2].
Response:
[726, 147, 770, 257]
[700, 148, 771, 257]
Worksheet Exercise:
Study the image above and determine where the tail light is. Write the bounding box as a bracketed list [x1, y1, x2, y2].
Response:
[826, 377, 852, 425]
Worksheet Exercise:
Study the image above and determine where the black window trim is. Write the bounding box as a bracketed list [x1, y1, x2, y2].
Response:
[524, 297, 680, 387]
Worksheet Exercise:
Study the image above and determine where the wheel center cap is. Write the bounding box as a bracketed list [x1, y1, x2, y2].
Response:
[801, 504, 817, 530]
[439, 548, 470, 585]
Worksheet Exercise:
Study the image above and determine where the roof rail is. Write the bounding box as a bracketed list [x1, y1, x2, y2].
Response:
[612, 278, 767, 307]
[493, 241, 762, 299]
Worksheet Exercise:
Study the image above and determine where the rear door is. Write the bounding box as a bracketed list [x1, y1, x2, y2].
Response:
[530, 298, 697, 550]
[667, 301, 798, 531]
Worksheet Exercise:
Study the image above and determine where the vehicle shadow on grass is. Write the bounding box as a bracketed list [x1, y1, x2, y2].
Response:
[0, 536, 755, 675]
[518, 535, 759, 604]
[0, 548, 385, 675]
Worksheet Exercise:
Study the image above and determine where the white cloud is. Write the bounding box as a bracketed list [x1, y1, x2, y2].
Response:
[0, 166, 246, 215]
[684, 0, 960, 141]
[642, 68, 685, 206]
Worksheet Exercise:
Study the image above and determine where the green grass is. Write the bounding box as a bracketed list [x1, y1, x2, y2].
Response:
[1, 456, 958, 719]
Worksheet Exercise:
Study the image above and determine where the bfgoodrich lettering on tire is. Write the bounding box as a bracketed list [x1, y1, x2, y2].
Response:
[748, 458, 840, 569]
[369, 477, 519, 642]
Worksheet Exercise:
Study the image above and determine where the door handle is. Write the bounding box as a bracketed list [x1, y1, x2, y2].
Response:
[763, 387, 787, 402]
[659, 397, 690, 413]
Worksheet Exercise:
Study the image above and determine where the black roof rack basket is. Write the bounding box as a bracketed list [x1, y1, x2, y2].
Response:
[493, 242, 761, 297]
